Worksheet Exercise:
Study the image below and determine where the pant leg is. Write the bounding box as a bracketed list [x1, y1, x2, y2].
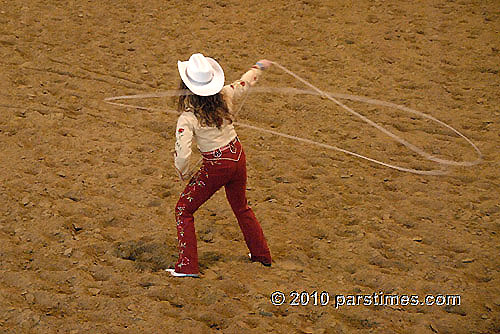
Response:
[224, 149, 272, 264]
[175, 162, 229, 274]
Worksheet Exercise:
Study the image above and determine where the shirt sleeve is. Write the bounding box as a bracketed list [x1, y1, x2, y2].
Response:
[174, 112, 195, 178]
[221, 65, 262, 106]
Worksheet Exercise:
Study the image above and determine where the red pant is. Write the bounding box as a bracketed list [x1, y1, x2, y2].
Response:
[174, 138, 271, 274]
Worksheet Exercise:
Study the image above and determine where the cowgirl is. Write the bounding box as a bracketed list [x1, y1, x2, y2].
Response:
[166, 53, 272, 278]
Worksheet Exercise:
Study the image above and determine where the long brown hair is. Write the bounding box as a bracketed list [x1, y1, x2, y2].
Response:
[177, 80, 232, 129]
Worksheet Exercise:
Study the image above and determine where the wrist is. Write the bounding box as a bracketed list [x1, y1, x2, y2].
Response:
[255, 62, 265, 70]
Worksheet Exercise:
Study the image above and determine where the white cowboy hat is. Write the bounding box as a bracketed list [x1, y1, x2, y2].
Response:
[177, 53, 224, 96]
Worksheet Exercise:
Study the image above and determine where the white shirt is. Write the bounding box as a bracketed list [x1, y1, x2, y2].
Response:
[174, 66, 263, 178]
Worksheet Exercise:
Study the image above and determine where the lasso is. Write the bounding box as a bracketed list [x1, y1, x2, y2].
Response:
[104, 61, 482, 176]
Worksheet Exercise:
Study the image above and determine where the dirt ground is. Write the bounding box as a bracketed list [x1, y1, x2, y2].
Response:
[0, 0, 499, 333]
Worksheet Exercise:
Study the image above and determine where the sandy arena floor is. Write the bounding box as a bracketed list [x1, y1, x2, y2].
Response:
[0, 1, 499, 333]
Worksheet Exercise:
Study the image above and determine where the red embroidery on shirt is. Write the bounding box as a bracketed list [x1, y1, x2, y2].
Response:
[254, 76, 257, 80]
[230, 84, 234, 89]
[178, 128, 184, 133]
[240, 81, 246, 86]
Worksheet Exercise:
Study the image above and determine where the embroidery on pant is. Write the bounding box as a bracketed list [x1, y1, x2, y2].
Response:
[177, 256, 190, 269]
[176, 223, 185, 237]
[181, 165, 208, 200]
[177, 240, 188, 261]
[203, 147, 242, 162]
[209, 160, 222, 166]
[175, 163, 211, 272]
[176, 206, 186, 218]
[176, 206, 186, 237]
[180, 191, 194, 202]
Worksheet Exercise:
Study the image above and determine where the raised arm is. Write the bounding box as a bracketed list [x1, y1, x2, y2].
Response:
[221, 59, 272, 108]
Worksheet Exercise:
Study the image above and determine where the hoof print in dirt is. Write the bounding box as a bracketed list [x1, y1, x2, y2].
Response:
[114, 240, 176, 271]
[199, 251, 222, 270]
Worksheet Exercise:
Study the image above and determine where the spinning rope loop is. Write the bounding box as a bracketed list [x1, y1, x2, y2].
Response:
[104, 61, 482, 176]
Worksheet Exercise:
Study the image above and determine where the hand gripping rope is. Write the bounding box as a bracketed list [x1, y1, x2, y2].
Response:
[104, 61, 482, 176]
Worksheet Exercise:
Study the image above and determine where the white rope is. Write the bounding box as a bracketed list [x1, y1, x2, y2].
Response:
[103, 62, 482, 176]
[233, 122, 448, 175]
[270, 62, 482, 168]
[104, 89, 193, 101]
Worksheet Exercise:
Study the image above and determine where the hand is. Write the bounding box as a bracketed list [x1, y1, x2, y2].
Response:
[177, 171, 190, 182]
[256, 59, 272, 70]
[181, 171, 193, 181]
[175, 167, 189, 182]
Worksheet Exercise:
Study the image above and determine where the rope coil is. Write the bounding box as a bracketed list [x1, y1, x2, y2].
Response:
[104, 61, 482, 176]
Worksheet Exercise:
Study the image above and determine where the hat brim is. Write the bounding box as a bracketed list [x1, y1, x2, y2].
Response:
[178, 57, 225, 96]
